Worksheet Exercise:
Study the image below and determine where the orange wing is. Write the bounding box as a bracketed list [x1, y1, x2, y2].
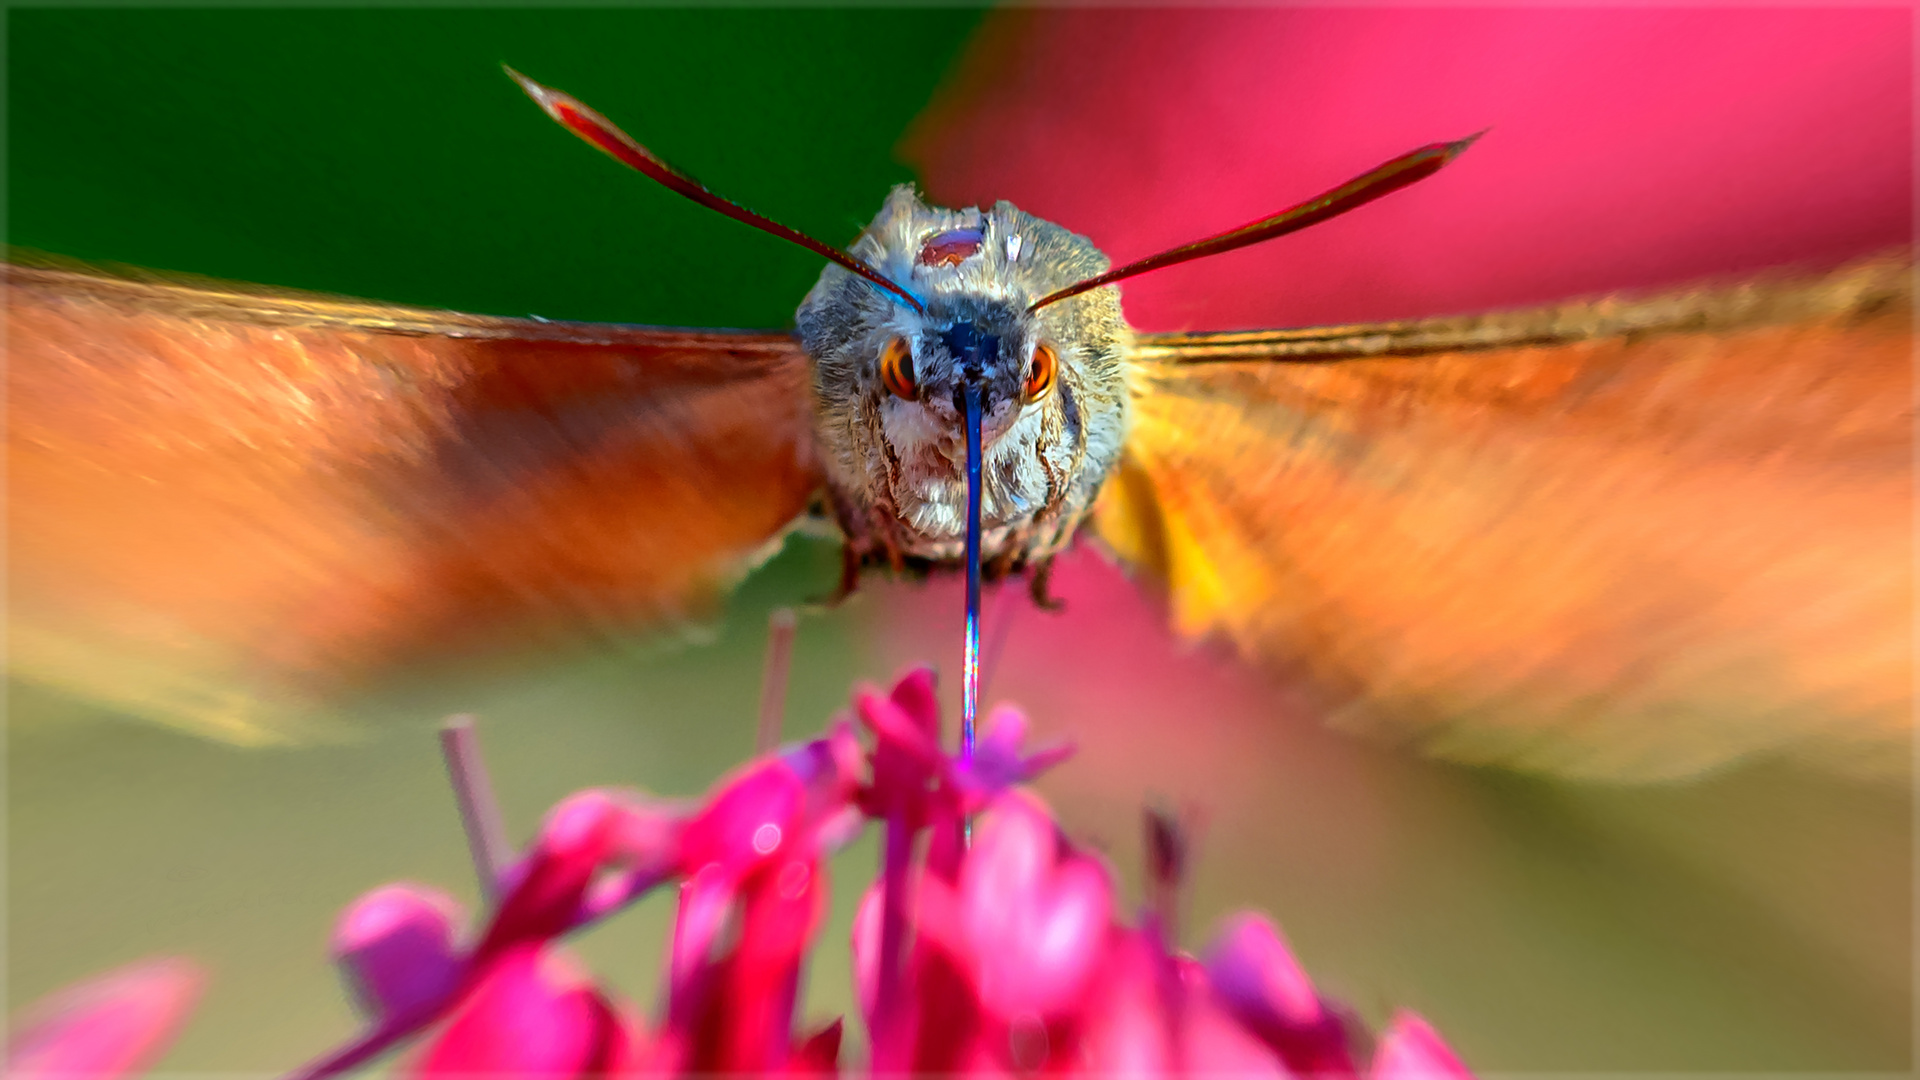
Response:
[1098, 254, 1911, 781]
[7, 256, 821, 743]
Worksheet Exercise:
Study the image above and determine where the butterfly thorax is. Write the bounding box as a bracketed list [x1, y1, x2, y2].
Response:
[796, 186, 1131, 571]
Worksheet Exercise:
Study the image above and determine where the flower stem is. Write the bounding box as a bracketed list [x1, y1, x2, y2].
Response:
[281, 998, 446, 1080]
[438, 715, 510, 903]
[756, 608, 797, 755]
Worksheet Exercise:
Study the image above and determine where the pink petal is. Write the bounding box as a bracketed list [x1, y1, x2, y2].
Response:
[962, 793, 1054, 916]
[951, 705, 1076, 806]
[908, 9, 1908, 329]
[850, 884, 885, 1024]
[1205, 913, 1323, 1025]
[7, 958, 203, 1079]
[962, 794, 1115, 1019]
[412, 946, 628, 1078]
[578, 794, 685, 922]
[784, 721, 866, 821]
[906, 871, 966, 961]
[719, 856, 829, 1071]
[857, 870, 980, 1072]
[1371, 1012, 1474, 1080]
[1185, 988, 1288, 1077]
[1205, 913, 1357, 1075]
[857, 686, 942, 820]
[981, 703, 1029, 753]
[332, 883, 464, 1021]
[669, 867, 737, 1002]
[902, 948, 990, 1076]
[603, 793, 682, 873]
[888, 665, 942, 739]
[480, 790, 624, 956]
[1078, 930, 1171, 1075]
[812, 805, 868, 855]
[678, 759, 806, 878]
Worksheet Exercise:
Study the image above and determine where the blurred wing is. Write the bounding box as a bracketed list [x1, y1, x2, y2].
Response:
[7, 256, 822, 743]
[1098, 254, 1911, 780]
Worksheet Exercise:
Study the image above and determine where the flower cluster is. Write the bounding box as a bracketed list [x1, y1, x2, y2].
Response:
[9, 668, 1475, 1080]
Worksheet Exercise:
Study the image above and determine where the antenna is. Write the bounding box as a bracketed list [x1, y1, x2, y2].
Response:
[507, 67, 925, 314]
[1030, 132, 1485, 312]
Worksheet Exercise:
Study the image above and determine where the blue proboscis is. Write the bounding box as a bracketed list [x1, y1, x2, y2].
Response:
[961, 382, 984, 775]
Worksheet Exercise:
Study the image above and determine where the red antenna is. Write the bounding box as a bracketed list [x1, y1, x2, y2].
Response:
[1029, 132, 1485, 312]
[507, 67, 926, 315]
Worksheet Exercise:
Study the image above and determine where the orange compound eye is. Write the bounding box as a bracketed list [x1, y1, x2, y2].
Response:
[879, 337, 917, 400]
[1023, 343, 1058, 403]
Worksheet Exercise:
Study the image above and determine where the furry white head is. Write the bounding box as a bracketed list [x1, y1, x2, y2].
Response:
[796, 186, 1132, 567]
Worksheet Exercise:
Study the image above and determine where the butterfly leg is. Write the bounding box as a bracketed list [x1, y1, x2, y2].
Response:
[1027, 557, 1066, 612]
[804, 487, 875, 608]
[815, 542, 861, 607]
[984, 546, 1021, 583]
[812, 483, 919, 606]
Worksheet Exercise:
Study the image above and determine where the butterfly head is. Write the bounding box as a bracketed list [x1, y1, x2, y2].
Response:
[796, 186, 1131, 557]
[509, 67, 1476, 564]
[507, 65, 1482, 770]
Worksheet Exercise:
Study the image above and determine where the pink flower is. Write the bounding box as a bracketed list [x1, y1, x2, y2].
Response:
[269, 667, 1481, 1080]
[412, 946, 641, 1078]
[6, 958, 203, 1079]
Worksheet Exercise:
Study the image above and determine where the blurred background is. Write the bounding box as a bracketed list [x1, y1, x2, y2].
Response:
[8, 7, 1912, 1075]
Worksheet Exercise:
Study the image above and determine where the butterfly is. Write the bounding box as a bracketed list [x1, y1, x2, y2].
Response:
[8, 63, 1909, 782]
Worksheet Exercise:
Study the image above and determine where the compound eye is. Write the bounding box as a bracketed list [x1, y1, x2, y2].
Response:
[1023, 343, 1058, 403]
[880, 337, 917, 400]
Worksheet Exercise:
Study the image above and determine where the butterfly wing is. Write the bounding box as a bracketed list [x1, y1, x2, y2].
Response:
[1096, 254, 1911, 780]
[7, 257, 822, 743]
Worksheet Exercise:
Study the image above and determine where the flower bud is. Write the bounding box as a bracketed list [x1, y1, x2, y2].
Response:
[1372, 1011, 1474, 1080]
[332, 883, 463, 1021]
[1204, 912, 1357, 1074]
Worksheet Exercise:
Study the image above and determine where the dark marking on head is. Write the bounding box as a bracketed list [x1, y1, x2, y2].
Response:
[1034, 426, 1063, 508]
[940, 322, 1006, 415]
[1058, 379, 1082, 452]
[918, 228, 986, 267]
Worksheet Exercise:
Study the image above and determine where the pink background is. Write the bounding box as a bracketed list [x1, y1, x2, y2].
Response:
[905, 8, 1911, 331]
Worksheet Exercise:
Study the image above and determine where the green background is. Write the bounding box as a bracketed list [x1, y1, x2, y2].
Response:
[8, 8, 1911, 1077]
[9, 8, 973, 328]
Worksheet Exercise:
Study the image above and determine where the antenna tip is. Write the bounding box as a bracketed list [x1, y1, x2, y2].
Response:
[503, 65, 565, 116]
[1449, 128, 1492, 157]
